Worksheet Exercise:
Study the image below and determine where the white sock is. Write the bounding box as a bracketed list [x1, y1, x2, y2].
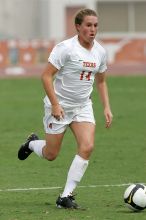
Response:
[61, 154, 89, 198]
[29, 140, 46, 158]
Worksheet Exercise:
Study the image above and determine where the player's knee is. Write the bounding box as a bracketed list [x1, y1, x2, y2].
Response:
[43, 147, 58, 161]
[45, 152, 58, 161]
[79, 142, 94, 158]
[86, 145, 94, 156]
[85, 141, 94, 152]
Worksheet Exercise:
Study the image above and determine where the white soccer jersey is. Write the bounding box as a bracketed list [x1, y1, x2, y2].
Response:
[44, 35, 107, 108]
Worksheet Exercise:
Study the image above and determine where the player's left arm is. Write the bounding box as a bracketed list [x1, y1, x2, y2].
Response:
[95, 72, 113, 128]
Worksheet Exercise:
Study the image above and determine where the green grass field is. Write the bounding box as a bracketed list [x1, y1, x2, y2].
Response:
[0, 76, 146, 220]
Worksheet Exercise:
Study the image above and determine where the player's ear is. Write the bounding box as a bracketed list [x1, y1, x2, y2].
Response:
[75, 24, 80, 32]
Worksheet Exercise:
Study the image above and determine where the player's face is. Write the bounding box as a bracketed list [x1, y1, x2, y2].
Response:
[76, 15, 98, 46]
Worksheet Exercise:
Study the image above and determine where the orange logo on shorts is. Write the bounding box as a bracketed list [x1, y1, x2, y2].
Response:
[48, 123, 52, 129]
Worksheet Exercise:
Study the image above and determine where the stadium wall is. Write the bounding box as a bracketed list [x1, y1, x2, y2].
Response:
[0, 38, 146, 68]
[0, 0, 146, 76]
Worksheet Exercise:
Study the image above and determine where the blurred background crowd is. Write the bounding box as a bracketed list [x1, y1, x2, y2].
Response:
[0, 0, 146, 75]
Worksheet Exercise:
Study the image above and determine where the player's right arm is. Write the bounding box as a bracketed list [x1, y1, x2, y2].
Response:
[41, 62, 64, 120]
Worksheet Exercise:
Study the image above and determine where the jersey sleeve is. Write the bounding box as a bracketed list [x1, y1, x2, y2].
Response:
[98, 51, 107, 73]
[48, 43, 68, 70]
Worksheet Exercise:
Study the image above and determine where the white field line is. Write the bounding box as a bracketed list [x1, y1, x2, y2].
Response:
[0, 183, 132, 193]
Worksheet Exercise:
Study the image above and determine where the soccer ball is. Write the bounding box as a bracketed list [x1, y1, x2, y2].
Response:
[124, 183, 146, 211]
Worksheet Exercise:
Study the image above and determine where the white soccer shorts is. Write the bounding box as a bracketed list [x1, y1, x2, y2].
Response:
[43, 102, 95, 134]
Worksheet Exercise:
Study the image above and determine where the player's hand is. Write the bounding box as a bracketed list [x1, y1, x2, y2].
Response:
[51, 104, 65, 121]
[104, 107, 113, 128]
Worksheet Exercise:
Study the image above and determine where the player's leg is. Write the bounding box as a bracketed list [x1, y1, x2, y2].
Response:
[42, 132, 65, 160]
[56, 103, 95, 209]
[56, 121, 95, 209]
[61, 122, 95, 195]
[18, 132, 65, 161]
[18, 104, 67, 160]
[70, 121, 95, 160]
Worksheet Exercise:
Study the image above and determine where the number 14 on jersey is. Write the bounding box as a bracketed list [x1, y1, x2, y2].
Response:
[80, 71, 92, 81]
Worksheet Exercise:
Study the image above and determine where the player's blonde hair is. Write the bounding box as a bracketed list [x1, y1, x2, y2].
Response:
[74, 8, 98, 25]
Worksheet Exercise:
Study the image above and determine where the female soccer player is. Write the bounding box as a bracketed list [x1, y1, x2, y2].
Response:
[18, 8, 113, 209]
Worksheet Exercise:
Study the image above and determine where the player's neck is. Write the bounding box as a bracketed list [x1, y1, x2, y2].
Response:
[78, 36, 94, 50]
